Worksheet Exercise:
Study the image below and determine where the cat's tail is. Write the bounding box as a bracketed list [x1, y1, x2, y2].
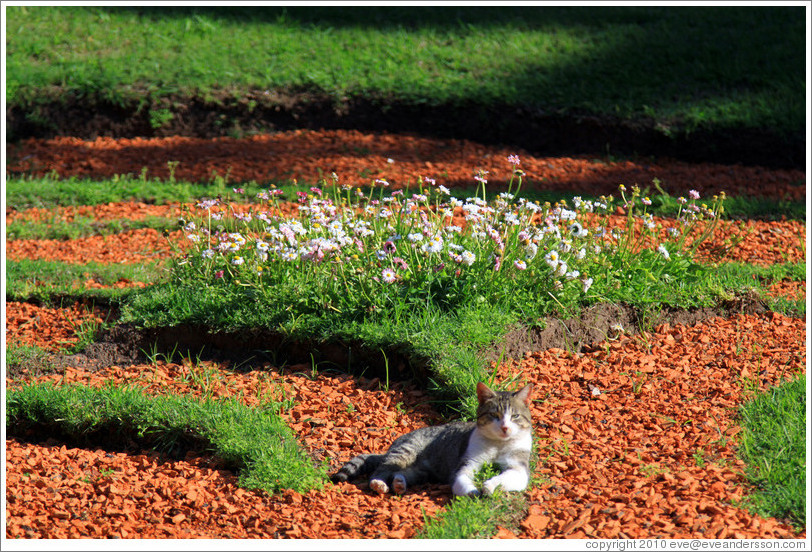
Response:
[330, 453, 385, 483]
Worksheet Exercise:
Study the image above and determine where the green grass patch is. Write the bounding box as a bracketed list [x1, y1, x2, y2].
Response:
[120, 280, 512, 417]
[710, 261, 806, 287]
[6, 382, 327, 495]
[737, 375, 806, 530]
[6, 6, 804, 135]
[711, 262, 806, 317]
[6, 259, 166, 305]
[3, 173, 277, 211]
[645, 180, 806, 222]
[418, 492, 526, 539]
[6, 215, 176, 241]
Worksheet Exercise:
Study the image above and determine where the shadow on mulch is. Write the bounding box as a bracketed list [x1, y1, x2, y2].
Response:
[6, 91, 804, 170]
[7, 423, 222, 467]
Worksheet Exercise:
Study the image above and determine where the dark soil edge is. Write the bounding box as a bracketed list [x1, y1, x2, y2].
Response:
[44, 321, 425, 384]
[6, 91, 805, 170]
[13, 295, 770, 388]
[481, 294, 768, 364]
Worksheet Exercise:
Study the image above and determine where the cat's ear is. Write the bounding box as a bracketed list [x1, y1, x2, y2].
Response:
[476, 382, 497, 403]
[515, 384, 533, 405]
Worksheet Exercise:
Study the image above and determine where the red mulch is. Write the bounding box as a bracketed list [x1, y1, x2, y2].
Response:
[5, 301, 110, 352]
[5, 228, 180, 265]
[6, 130, 806, 201]
[5, 201, 184, 225]
[767, 280, 806, 301]
[496, 312, 805, 539]
[5, 313, 805, 539]
[6, 367, 446, 539]
[4, 130, 807, 540]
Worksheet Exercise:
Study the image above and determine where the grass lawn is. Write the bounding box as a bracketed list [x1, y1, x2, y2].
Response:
[6, 382, 326, 495]
[738, 375, 806, 529]
[5, 5, 805, 136]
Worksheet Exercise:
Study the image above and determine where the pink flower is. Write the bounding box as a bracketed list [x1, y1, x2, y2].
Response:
[507, 154, 520, 166]
[474, 170, 489, 185]
[215, 270, 225, 279]
[381, 268, 397, 283]
[280, 226, 296, 245]
[392, 257, 409, 270]
[197, 199, 218, 210]
[689, 189, 700, 200]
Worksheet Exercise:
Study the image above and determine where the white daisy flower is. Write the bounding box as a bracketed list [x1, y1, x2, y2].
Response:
[545, 250, 560, 269]
[460, 250, 476, 266]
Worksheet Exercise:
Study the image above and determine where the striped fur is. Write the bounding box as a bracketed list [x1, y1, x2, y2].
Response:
[330, 453, 385, 483]
[329, 382, 534, 497]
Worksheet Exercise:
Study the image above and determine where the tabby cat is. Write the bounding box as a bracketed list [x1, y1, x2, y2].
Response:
[330, 382, 534, 497]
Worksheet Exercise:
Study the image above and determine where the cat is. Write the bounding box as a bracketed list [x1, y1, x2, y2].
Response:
[330, 382, 533, 497]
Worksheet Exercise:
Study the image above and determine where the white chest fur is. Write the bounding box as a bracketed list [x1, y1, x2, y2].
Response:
[467, 426, 532, 466]
[451, 426, 532, 497]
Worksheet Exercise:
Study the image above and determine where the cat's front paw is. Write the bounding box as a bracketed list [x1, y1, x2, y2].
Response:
[483, 470, 528, 495]
[482, 478, 500, 496]
[452, 478, 480, 498]
[392, 474, 408, 495]
[369, 478, 390, 494]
